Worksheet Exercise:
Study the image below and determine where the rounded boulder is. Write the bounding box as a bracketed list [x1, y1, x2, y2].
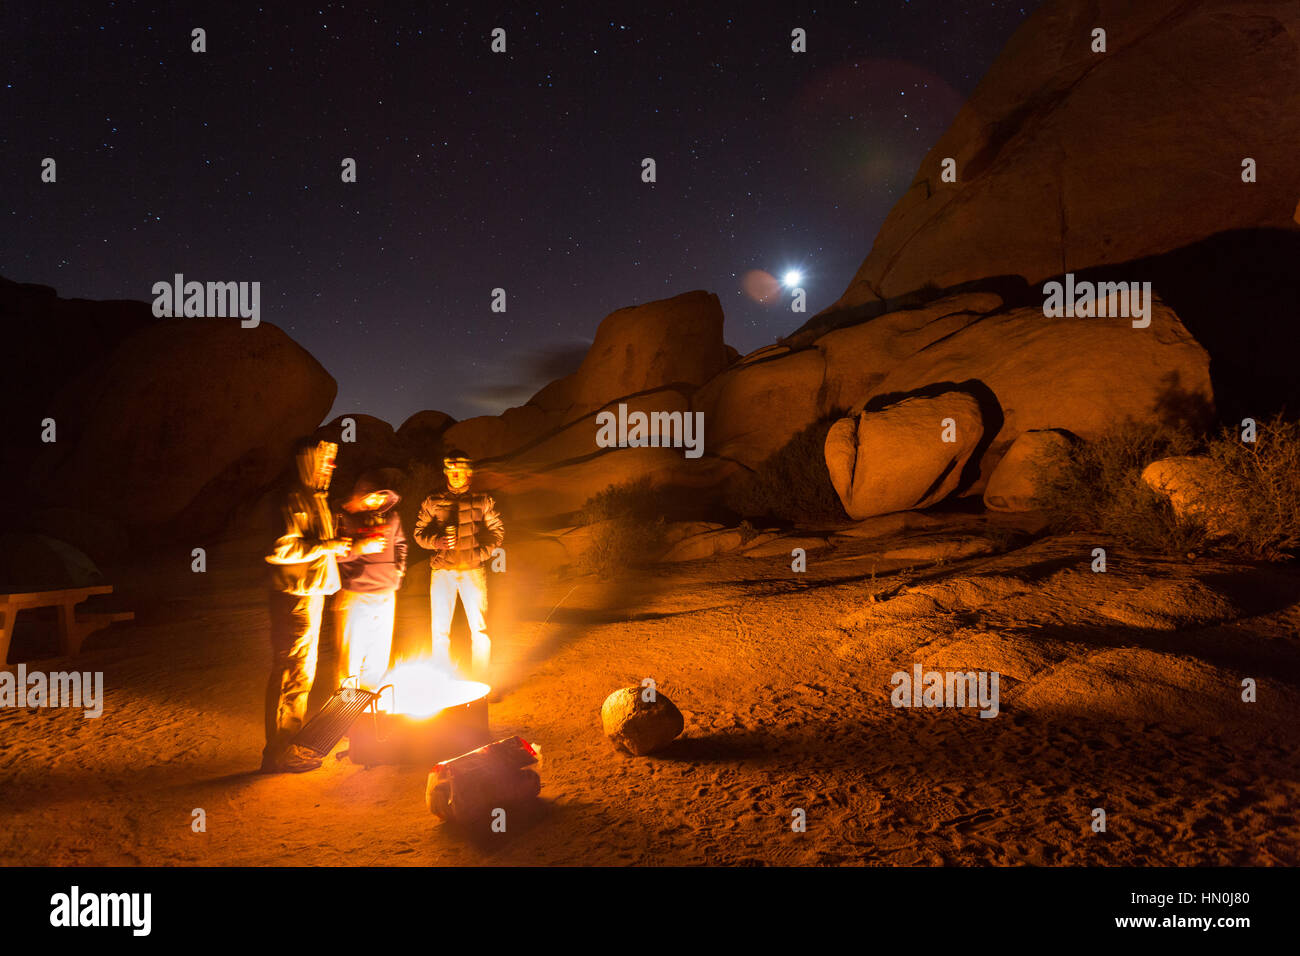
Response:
[601, 686, 685, 756]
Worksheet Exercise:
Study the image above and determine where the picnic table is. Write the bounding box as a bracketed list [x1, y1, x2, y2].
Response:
[0, 585, 134, 664]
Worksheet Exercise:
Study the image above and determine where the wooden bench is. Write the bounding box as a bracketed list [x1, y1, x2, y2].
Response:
[0, 586, 134, 664]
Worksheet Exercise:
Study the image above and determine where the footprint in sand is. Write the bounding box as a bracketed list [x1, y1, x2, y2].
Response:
[938, 807, 1002, 835]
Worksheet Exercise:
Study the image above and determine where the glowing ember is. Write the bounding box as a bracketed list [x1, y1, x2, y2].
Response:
[375, 660, 489, 718]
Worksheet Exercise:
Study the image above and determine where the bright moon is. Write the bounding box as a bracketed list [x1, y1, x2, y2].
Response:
[783, 270, 802, 287]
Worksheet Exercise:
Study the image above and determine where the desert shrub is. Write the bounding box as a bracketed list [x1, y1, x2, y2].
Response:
[725, 415, 848, 524]
[576, 474, 678, 526]
[579, 514, 668, 575]
[737, 519, 761, 545]
[1203, 414, 1300, 559]
[575, 476, 674, 574]
[1035, 420, 1207, 554]
[1037, 416, 1300, 559]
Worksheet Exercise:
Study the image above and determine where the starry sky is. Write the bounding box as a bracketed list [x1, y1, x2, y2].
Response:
[4, 1, 1032, 426]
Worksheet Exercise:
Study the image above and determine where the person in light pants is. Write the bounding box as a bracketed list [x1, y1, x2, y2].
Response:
[413, 450, 505, 681]
[429, 567, 490, 677]
[262, 438, 350, 773]
[335, 588, 397, 689]
[335, 473, 407, 691]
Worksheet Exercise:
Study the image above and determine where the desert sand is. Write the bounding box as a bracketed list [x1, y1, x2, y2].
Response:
[1, 512, 1297, 866]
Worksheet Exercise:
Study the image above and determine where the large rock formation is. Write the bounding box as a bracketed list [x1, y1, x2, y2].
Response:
[396, 409, 456, 462]
[983, 429, 1072, 512]
[690, 293, 1002, 473]
[483, 444, 735, 526]
[822, 0, 1300, 313]
[857, 297, 1213, 472]
[814, 292, 1004, 410]
[0, 277, 155, 448]
[313, 414, 406, 496]
[825, 391, 986, 520]
[530, 290, 730, 426]
[507, 388, 692, 467]
[710, 287, 1211, 508]
[30, 318, 336, 539]
[442, 292, 740, 523]
[441, 404, 554, 462]
[422, 291, 731, 470]
[692, 347, 827, 469]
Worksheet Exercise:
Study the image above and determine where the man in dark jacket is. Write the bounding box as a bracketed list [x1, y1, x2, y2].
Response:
[262, 438, 351, 773]
[334, 473, 407, 691]
[413, 450, 504, 681]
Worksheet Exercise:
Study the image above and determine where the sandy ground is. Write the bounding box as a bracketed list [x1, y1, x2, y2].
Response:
[2, 512, 1298, 866]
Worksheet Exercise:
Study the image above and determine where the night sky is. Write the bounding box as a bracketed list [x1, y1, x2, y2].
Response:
[4, 1, 1031, 425]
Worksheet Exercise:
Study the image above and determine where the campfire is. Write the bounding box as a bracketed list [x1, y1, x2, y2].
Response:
[348, 660, 492, 767]
[373, 660, 489, 718]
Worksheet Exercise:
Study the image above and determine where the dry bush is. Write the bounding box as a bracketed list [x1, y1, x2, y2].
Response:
[725, 415, 848, 523]
[1035, 421, 1206, 554]
[1037, 416, 1300, 559]
[575, 476, 671, 574]
[1203, 414, 1300, 559]
[576, 474, 674, 526]
[578, 515, 668, 575]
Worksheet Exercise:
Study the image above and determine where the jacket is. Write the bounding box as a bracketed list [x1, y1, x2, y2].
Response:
[265, 486, 341, 596]
[337, 487, 407, 593]
[413, 488, 505, 572]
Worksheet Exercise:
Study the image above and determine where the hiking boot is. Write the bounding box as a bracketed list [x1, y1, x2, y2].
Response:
[281, 744, 324, 772]
[261, 744, 323, 774]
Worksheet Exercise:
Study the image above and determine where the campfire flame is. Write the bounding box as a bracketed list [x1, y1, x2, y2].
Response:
[375, 660, 489, 718]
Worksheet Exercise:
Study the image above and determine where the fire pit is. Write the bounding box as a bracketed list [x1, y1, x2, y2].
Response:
[348, 661, 491, 767]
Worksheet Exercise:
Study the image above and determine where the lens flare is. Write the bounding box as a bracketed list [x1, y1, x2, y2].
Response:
[741, 269, 782, 304]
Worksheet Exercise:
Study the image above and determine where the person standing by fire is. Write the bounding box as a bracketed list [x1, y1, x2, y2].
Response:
[261, 438, 351, 774]
[413, 450, 504, 682]
[334, 473, 407, 692]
